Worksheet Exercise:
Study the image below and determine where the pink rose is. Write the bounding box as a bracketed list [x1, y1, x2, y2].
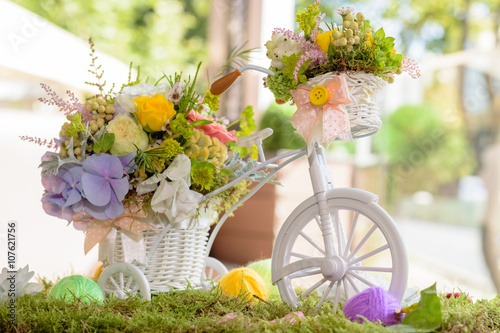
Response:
[188, 111, 237, 144]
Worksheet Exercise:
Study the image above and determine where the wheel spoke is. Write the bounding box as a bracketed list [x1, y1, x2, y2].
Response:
[346, 224, 378, 261]
[291, 252, 312, 259]
[349, 244, 390, 265]
[273, 258, 323, 283]
[343, 212, 359, 257]
[109, 276, 121, 291]
[299, 231, 325, 255]
[316, 281, 334, 309]
[119, 272, 124, 289]
[349, 266, 393, 273]
[288, 268, 322, 279]
[125, 276, 134, 290]
[332, 208, 343, 256]
[345, 274, 360, 294]
[347, 271, 376, 288]
[301, 277, 328, 298]
[333, 280, 342, 313]
[343, 278, 350, 300]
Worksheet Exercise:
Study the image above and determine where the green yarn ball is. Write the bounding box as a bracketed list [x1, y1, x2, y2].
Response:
[247, 259, 280, 299]
[50, 275, 104, 305]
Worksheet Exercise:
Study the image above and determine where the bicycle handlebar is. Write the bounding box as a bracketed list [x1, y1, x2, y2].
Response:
[210, 65, 275, 95]
[210, 69, 241, 95]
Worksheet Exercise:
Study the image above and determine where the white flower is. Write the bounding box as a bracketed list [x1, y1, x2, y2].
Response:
[136, 154, 203, 224]
[335, 6, 354, 16]
[168, 82, 186, 103]
[115, 83, 170, 114]
[106, 114, 149, 155]
[0, 265, 42, 302]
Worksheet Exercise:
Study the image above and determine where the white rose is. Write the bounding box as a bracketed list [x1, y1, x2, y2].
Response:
[106, 114, 149, 155]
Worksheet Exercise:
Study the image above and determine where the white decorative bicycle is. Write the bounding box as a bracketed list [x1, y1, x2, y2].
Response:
[98, 66, 408, 313]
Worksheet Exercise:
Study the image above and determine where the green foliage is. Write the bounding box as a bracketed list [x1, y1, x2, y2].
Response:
[2, 285, 500, 332]
[178, 62, 202, 115]
[231, 106, 258, 159]
[65, 114, 85, 138]
[382, 0, 498, 54]
[213, 43, 256, 78]
[375, 104, 475, 199]
[12, 0, 210, 78]
[295, 1, 322, 38]
[92, 132, 115, 154]
[259, 102, 305, 152]
[282, 54, 310, 84]
[394, 283, 442, 331]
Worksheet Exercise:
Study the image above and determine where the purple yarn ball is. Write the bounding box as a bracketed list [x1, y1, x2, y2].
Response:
[343, 287, 402, 325]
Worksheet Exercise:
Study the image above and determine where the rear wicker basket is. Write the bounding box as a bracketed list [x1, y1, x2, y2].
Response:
[111, 225, 210, 292]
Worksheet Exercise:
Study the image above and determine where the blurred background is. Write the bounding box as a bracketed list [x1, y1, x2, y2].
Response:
[1, 0, 500, 299]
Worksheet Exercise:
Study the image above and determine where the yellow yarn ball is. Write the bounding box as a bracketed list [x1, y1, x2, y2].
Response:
[218, 267, 269, 302]
[247, 258, 280, 299]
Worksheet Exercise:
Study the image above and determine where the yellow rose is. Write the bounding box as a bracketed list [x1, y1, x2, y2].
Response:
[315, 30, 334, 54]
[134, 94, 175, 132]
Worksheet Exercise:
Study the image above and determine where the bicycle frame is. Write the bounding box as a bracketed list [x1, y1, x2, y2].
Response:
[202, 139, 339, 265]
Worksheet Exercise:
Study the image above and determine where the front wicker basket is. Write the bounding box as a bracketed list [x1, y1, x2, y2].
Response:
[112, 226, 210, 291]
[305, 72, 387, 138]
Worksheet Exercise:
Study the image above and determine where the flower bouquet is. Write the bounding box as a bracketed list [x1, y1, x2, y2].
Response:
[264, 1, 420, 147]
[31, 40, 258, 290]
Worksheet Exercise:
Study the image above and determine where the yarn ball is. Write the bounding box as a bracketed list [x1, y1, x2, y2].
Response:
[50, 275, 104, 305]
[342, 287, 401, 325]
[247, 258, 279, 299]
[218, 267, 269, 303]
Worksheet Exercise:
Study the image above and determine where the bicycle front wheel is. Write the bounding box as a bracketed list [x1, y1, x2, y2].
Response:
[272, 192, 408, 311]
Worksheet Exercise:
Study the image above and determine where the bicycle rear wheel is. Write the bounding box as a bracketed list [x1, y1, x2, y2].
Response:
[272, 191, 408, 312]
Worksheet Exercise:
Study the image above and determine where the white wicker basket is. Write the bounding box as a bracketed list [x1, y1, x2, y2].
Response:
[304, 72, 387, 138]
[110, 223, 210, 292]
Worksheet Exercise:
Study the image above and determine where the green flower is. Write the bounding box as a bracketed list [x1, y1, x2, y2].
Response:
[203, 91, 220, 111]
[161, 138, 184, 159]
[170, 114, 193, 140]
[266, 72, 295, 102]
[295, 2, 321, 37]
[190, 161, 216, 191]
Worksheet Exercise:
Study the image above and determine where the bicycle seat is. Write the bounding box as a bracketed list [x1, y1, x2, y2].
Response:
[238, 128, 274, 147]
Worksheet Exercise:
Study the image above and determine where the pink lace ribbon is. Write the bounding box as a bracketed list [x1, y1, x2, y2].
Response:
[290, 75, 351, 145]
[73, 207, 155, 254]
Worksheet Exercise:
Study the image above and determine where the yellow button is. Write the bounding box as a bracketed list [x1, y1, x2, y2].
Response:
[309, 86, 329, 106]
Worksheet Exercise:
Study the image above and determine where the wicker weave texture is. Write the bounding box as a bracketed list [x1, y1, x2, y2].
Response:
[305, 72, 386, 138]
[113, 226, 210, 291]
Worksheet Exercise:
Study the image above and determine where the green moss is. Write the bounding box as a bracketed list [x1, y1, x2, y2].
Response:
[1, 286, 500, 333]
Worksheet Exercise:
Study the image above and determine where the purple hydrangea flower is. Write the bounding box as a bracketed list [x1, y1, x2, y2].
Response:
[41, 163, 84, 221]
[81, 154, 130, 220]
[117, 152, 137, 174]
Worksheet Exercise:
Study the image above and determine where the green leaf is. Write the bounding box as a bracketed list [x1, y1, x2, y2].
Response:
[219, 168, 235, 176]
[93, 133, 115, 153]
[374, 27, 385, 41]
[143, 123, 156, 133]
[397, 283, 442, 331]
[384, 37, 395, 46]
[191, 120, 213, 127]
